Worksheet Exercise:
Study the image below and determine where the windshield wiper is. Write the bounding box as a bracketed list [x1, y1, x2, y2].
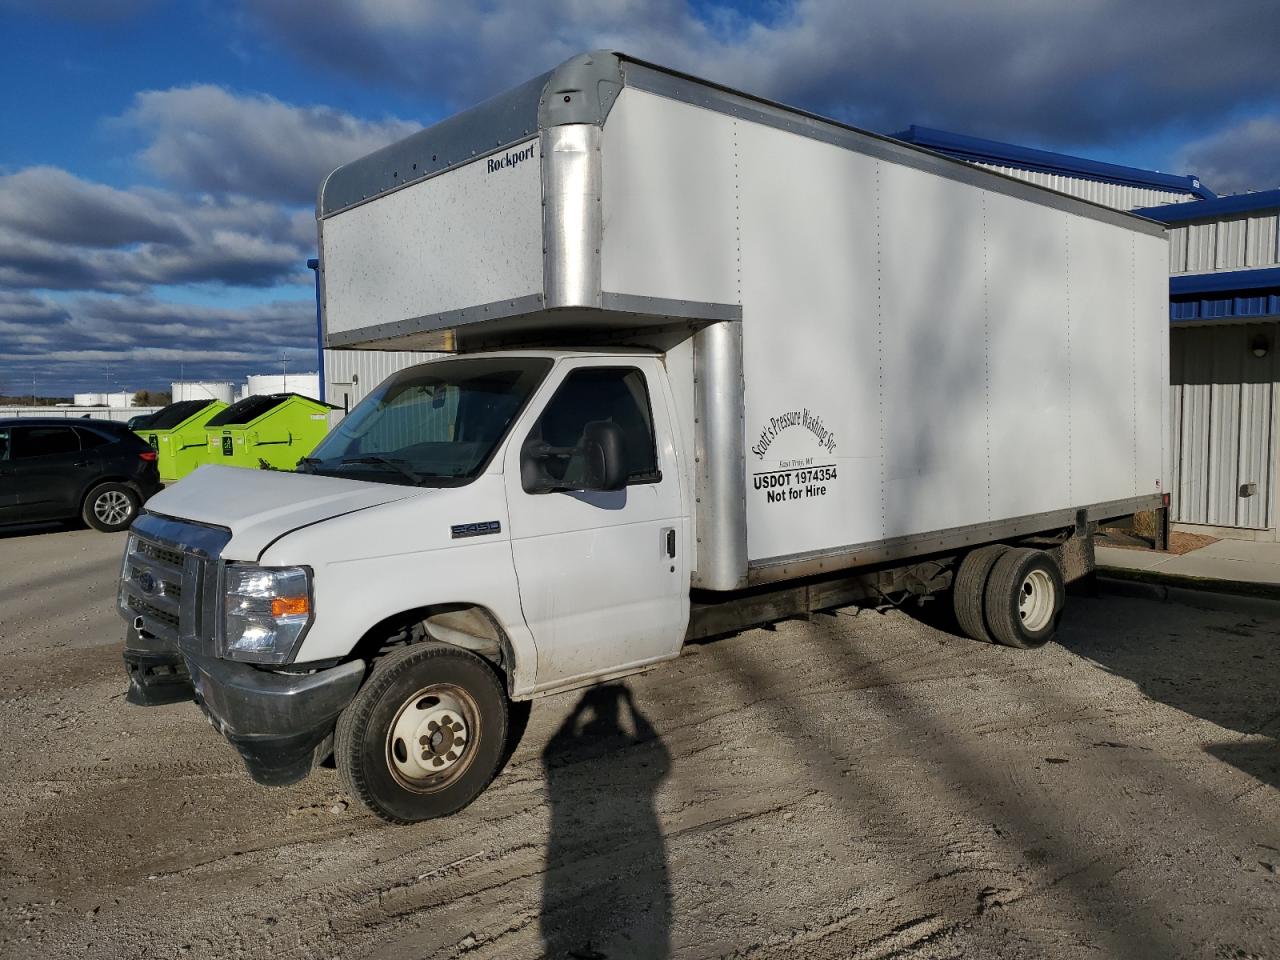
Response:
[296, 456, 321, 475]
[340, 455, 425, 484]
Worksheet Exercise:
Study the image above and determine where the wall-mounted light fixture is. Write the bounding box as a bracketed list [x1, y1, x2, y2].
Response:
[1250, 334, 1270, 359]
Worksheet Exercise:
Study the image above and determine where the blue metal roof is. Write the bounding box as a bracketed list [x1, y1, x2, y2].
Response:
[895, 125, 1215, 199]
[1168, 267, 1280, 323]
[1170, 267, 1280, 296]
[1134, 188, 1280, 223]
[1170, 294, 1280, 323]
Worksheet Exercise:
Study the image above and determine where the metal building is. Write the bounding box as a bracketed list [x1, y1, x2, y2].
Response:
[897, 127, 1214, 210]
[323, 348, 441, 419]
[1137, 192, 1280, 540]
[898, 128, 1280, 541]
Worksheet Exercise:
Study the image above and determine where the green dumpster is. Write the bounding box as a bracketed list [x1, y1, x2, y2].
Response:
[134, 398, 228, 483]
[204, 393, 333, 471]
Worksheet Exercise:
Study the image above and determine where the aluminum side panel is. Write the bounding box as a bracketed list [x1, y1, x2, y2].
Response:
[982, 190, 1070, 517]
[321, 139, 543, 338]
[735, 119, 882, 562]
[1066, 215, 1138, 507]
[599, 88, 739, 306]
[1134, 232, 1170, 499]
[878, 162, 991, 536]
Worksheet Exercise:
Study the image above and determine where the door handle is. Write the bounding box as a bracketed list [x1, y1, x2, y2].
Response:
[73, 461, 91, 467]
[664, 527, 676, 559]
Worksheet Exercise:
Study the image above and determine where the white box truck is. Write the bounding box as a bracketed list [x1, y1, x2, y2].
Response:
[118, 52, 1169, 823]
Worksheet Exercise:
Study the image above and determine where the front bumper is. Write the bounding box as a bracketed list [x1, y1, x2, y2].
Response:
[124, 626, 365, 786]
[185, 649, 365, 786]
[123, 625, 194, 706]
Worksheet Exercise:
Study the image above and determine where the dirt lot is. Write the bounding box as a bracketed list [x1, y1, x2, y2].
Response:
[1, 525, 1277, 960]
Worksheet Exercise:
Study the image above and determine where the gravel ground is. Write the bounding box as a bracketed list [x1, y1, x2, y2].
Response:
[0, 524, 1277, 960]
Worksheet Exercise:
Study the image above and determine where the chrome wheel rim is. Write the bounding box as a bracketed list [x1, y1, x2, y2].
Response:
[1018, 569, 1055, 632]
[386, 683, 479, 793]
[94, 490, 133, 526]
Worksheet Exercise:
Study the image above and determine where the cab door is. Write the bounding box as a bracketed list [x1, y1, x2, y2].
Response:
[504, 358, 689, 691]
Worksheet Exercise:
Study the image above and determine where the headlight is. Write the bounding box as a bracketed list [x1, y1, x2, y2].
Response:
[118, 533, 139, 620]
[220, 565, 313, 664]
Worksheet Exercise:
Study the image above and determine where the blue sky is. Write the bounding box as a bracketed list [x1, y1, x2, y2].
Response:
[1, 0, 1277, 396]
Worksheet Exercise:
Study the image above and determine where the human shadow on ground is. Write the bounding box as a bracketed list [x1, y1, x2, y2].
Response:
[540, 684, 671, 959]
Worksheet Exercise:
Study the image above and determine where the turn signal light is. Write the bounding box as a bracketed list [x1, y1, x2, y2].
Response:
[139, 451, 158, 462]
[271, 596, 310, 617]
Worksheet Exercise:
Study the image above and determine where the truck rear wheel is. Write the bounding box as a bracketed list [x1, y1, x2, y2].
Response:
[335, 642, 509, 824]
[952, 544, 1010, 643]
[982, 547, 1064, 649]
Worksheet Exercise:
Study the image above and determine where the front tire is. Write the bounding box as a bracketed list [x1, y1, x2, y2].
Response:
[335, 643, 509, 824]
[982, 548, 1064, 649]
[82, 482, 140, 532]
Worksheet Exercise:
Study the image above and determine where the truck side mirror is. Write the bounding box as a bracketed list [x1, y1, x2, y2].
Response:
[580, 420, 627, 492]
[521, 420, 628, 493]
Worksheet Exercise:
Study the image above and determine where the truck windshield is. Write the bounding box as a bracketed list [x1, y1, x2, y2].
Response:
[304, 357, 552, 486]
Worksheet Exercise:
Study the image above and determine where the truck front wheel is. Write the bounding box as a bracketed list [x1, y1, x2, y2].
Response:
[335, 642, 509, 824]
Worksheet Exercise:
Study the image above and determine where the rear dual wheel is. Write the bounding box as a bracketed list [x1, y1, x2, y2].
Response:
[953, 545, 1064, 648]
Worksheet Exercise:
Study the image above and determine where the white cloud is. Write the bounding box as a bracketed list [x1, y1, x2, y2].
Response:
[246, 0, 1280, 145]
[0, 168, 314, 292]
[119, 84, 418, 203]
[1178, 116, 1280, 195]
[0, 290, 317, 393]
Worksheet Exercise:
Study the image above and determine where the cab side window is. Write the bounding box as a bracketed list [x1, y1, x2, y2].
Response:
[527, 367, 660, 488]
[11, 426, 80, 459]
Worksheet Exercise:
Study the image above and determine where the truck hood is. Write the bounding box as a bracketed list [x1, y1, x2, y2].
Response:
[143, 465, 421, 559]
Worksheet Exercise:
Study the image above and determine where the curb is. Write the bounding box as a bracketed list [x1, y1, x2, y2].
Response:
[1096, 567, 1280, 616]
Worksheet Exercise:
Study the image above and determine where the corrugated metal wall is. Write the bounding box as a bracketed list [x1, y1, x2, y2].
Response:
[973, 163, 1198, 211]
[1168, 210, 1280, 274]
[0, 405, 160, 423]
[1169, 323, 1278, 529]
[324, 348, 442, 418]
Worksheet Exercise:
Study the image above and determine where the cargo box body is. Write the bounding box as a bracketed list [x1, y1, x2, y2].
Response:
[318, 52, 1168, 591]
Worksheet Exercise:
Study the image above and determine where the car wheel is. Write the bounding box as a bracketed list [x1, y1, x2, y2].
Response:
[82, 483, 140, 532]
[335, 642, 509, 824]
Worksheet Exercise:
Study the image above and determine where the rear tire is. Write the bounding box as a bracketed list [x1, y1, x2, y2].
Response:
[982, 548, 1064, 649]
[952, 544, 1010, 643]
[335, 643, 509, 824]
[82, 482, 140, 532]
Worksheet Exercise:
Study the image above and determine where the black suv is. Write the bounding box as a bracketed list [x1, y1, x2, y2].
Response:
[0, 418, 163, 532]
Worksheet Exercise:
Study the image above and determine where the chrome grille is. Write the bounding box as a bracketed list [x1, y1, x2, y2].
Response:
[118, 513, 230, 651]
[137, 540, 184, 568]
